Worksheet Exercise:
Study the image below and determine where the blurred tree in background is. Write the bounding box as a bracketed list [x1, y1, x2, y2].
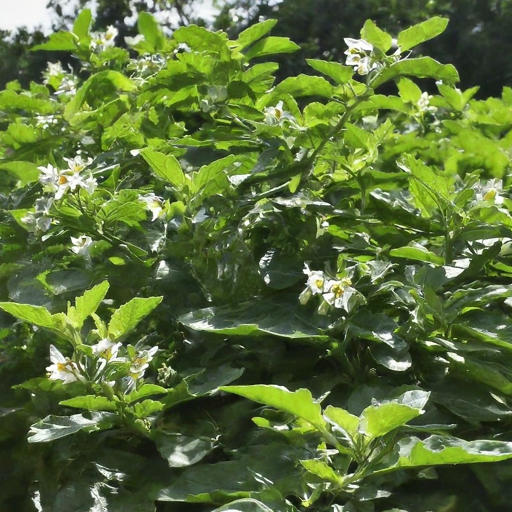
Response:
[1, 0, 512, 96]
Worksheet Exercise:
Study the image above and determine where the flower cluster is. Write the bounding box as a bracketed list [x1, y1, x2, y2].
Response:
[344, 38, 380, 75]
[417, 92, 438, 114]
[38, 155, 97, 200]
[299, 264, 353, 314]
[35, 115, 59, 130]
[47, 340, 158, 387]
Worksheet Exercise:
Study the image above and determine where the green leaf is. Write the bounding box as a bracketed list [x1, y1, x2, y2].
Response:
[361, 20, 392, 52]
[133, 399, 163, 418]
[137, 11, 165, 52]
[359, 391, 430, 439]
[108, 296, 163, 339]
[28, 412, 116, 443]
[65, 70, 136, 118]
[376, 435, 512, 474]
[59, 395, 118, 411]
[153, 431, 215, 468]
[72, 9, 92, 40]
[372, 57, 459, 88]
[397, 17, 449, 52]
[173, 25, 229, 56]
[398, 154, 454, 217]
[301, 459, 343, 484]
[66, 281, 109, 330]
[244, 37, 300, 60]
[212, 499, 274, 512]
[306, 59, 353, 85]
[220, 385, 327, 432]
[396, 77, 422, 103]
[271, 74, 334, 99]
[0, 302, 56, 330]
[125, 384, 168, 404]
[236, 19, 278, 50]
[31, 31, 79, 52]
[180, 299, 328, 340]
[390, 245, 444, 265]
[141, 149, 186, 188]
[0, 161, 39, 184]
[324, 405, 359, 437]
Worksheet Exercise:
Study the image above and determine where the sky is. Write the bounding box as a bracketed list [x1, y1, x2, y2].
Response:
[0, 0, 217, 33]
[0, 0, 55, 32]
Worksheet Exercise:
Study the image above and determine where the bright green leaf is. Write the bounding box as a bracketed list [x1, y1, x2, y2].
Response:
[244, 37, 300, 60]
[59, 395, 118, 411]
[306, 59, 353, 85]
[397, 17, 449, 52]
[66, 281, 109, 330]
[0, 302, 56, 330]
[108, 296, 163, 339]
[220, 385, 327, 432]
[361, 20, 392, 52]
[141, 149, 186, 188]
[236, 19, 278, 50]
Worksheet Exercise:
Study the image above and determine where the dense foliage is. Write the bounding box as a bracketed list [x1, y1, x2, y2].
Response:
[1, 10, 512, 512]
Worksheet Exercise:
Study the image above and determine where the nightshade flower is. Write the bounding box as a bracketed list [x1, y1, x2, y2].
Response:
[299, 264, 327, 305]
[92, 338, 122, 361]
[63, 155, 93, 174]
[474, 179, 504, 205]
[264, 101, 302, 129]
[35, 115, 58, 129]
[322, 278, 353, 309]
[90, 26, 118, 52]
[42, 61, 64, 84]
[129, 346, 158, 379]
[344, 38, 379, 75]
[46, 345, 83, 384]
[139, 194, 165, 221]
[71, 235, 93, 258]
[55, 76, 77, 96]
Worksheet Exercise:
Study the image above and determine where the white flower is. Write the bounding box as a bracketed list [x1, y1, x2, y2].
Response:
[63, 155, 93, 174]
[139, 194, 165, 221]
[38, 164, 61, 193]
[38, 159, 97, 200]
[90, 26, 118, 52]
[417, 92, 438, 114]
[35, 115, 58, 129]
[55, 76, 77, 96]
[125, 34, 145, 46]
[322, 278, 353, 309]
[299, 264, 327, 305]
[46, 345, 83, 384]
[129, 346, 158, 379]
[344, 38, 379, 75]
[92, 338, 122, 361]
[474, 179, 504, 206]
[71, 235, 93, 257]
[42, 61, 64, 84]
[264, 100, 301, 127]
[80, 175, 98, 195]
